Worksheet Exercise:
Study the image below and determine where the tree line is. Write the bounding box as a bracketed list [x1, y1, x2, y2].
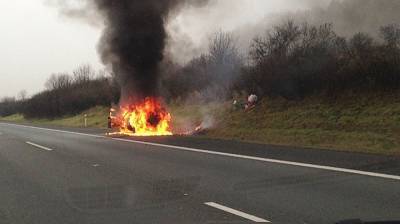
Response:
[0, 65, 120, 118]
[1, 21, 400, 118]
[163, 21, 400, 102]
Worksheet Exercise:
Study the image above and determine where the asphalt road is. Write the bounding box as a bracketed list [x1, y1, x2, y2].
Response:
[0, 122, 399, 224]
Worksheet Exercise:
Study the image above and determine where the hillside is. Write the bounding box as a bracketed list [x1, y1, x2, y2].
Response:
[170, 92, 400, 155]
[0, 106, 109, 129]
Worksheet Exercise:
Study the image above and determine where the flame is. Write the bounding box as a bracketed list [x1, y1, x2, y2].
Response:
[111, 97, 172, 136]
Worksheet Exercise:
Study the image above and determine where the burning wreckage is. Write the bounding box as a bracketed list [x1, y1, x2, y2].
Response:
[108, 97, 172, 136]
[107, 98, 208, 136]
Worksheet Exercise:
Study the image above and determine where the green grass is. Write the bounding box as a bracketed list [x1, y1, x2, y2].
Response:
[0, 114, 25, 122]
[170, 93, 400, 155]
[0, 106, 109, 129]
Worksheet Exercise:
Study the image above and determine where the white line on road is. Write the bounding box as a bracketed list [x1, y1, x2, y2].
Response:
[111, 137, 400, 181]
[0, 123, 101, 138]
[2, 122, 400, 181]
[26, 141, 54, 151]
[205, 202, 270, 223]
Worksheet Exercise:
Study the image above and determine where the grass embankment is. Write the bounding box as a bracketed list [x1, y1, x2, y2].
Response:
[0, 106, 109, 129]
[1, 93, 399, 155]
[169, 93, 400, 155]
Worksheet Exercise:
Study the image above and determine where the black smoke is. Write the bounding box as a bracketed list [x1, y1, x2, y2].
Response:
[94, 1, 181, 101]
[49, 0, 209, 102]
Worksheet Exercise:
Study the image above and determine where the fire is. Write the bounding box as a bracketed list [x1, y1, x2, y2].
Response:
[110, 97, 172, 136]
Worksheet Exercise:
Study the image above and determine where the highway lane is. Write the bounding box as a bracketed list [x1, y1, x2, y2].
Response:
[0, 122, 399, 224]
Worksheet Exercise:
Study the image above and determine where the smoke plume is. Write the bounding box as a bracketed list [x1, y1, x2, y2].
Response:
[96, 1, 172, 101]
[167, 0, 400, 61]
[234, 0, 400, 53]
[49, 0, 209, 102]
[282, 0, 400, 37]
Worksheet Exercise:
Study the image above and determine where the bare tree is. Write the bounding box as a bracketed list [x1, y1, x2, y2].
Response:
[208, 31, 240, 65]
[45, 73, 72, 90]
[0, 96, 17, 116]
[72, 64, 95, 84]
[208, 31, 242, 76]
[17, 90, 27, 101]
[380, 24, 400, 48]
[0, 96, 16, 104]
[349, 32, 374, 53]
[206, 31, 243, 99]
[250, 20, 302, 63]
[250, 36, 269, 63]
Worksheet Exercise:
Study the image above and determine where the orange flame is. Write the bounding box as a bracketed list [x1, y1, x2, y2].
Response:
[112, 97, 172, 136]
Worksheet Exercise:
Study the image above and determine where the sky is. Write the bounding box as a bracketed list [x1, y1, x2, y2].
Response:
[0, 0, 328, 99]
[0, 0, 101, 98]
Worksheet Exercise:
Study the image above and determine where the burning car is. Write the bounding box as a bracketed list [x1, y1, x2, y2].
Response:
[108, 97, 172, 136]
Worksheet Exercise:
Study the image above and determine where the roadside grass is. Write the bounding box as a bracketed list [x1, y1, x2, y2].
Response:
[0, 106, 109, 128]
[170, 93, 400, 155]
[0, 114, 25, 123]
[168, 102, 222, 133]
[1, 92, 399, 155]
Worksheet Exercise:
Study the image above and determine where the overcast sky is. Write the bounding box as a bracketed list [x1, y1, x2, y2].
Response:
[0, 0, 327, 98]
[0, 0, 101, 98]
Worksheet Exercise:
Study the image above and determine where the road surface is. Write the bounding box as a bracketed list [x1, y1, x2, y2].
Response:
[0, 122, 399, 224]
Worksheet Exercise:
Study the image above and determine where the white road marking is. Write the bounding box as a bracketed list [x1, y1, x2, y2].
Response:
[26, 141, 54, 151]
[111, 137, 400, 181]
[0, 123, 101, 138]
[205, 202, 270, 223]
[2, 122, 400, 181]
